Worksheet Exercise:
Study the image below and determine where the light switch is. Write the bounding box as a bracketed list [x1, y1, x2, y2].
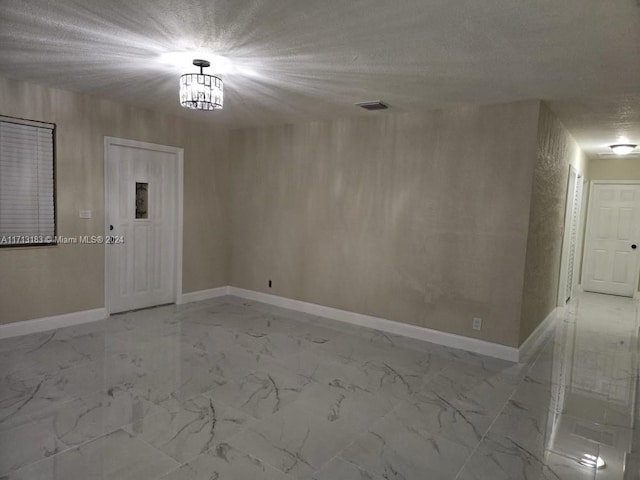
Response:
[79, 210, 92, 219]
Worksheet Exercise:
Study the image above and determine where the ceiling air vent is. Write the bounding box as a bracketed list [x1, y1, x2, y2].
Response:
[356, 101, 389, 111]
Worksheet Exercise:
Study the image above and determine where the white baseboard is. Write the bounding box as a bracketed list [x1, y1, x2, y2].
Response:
[178, 286, 230, 305]
[1, 284, 230, 340]
[3, 286, 548, 363]
[228, 287, 520, 362]
[0, 308, 107, 339]
[518, 307, 558, 362]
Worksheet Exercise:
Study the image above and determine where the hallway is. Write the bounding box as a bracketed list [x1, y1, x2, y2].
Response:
[458, 291, 639, 479]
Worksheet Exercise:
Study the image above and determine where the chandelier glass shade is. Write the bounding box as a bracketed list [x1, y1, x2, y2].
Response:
[179, 59, 223, 110]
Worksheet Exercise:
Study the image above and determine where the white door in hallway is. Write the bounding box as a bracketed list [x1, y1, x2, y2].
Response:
[105, 138, 183, 313]
[583, 183, 640, 297]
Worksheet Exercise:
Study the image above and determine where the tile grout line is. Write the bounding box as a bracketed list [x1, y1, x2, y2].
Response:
[305, 398, 406, 479]
[452, 337, 553, 480]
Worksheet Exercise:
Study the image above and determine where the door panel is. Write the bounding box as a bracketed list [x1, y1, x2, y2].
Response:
[596, 207, 611, 238]
[592, 250, 606, 281]
[618, 208, 632, 238]
[583, 184, 640, 297]
[612, 251, 629, 283]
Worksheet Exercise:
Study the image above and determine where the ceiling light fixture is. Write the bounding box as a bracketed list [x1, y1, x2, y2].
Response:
[610, 144, 637, 156]
[179, 59, 223, 111]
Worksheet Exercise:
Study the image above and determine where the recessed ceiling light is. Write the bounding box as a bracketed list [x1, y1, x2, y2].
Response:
[610, 144, 637, 156]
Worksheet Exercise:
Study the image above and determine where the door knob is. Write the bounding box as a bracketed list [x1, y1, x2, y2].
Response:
[109, 225, 114, 231]
[632, 244, 637, 250]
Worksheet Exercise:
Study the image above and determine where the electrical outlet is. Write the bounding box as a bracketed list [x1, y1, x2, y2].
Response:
[472, 317, 482, 331]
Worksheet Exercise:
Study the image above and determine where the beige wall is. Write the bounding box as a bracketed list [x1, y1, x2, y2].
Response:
[0, 77, 230, 324]
[519, 103, 587, 344]
[230, 101, 541, 347]
[589, 157, 640, 181]
[0, 79, 585, 350]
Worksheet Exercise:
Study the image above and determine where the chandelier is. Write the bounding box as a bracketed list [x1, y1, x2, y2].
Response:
[179, 59, 223, 110]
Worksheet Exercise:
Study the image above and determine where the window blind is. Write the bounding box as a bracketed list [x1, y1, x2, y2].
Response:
[0, 117, 56, 245]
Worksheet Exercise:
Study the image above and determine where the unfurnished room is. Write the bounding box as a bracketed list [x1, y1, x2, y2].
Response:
[0, 1, 640, 479]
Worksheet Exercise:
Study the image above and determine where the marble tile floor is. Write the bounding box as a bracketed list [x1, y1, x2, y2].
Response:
[0, 292, 638, 479]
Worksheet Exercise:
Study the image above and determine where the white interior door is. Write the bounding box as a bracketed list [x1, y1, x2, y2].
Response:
[106, 138, 182, 313]
[583, 183, 640, 297]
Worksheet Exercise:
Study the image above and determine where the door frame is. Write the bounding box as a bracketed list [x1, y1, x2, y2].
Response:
[104, 136, 184, 315]
[557, 165, 580, 306]
[581, 180, 640, 299]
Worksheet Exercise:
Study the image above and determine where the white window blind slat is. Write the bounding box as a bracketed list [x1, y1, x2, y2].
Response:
[0, 188, 51, 196]
[1, 210, 55, 218]
[0, 118, 56, 244]
[0, 212, 55, 218]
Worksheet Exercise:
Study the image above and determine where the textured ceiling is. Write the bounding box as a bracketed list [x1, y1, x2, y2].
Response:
[0, 0, 639, 157]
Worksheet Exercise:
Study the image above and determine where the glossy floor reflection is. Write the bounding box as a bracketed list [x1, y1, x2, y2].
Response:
[0, 292, 637, 479]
